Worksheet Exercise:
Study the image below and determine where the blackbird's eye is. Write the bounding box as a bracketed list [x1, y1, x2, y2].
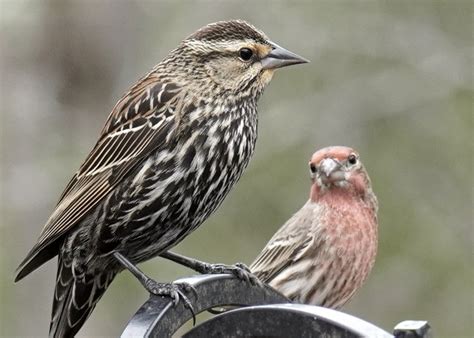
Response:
[309, 163, 317, 174]
[239, 48, 254, 61]
[348, 154, 357, 165]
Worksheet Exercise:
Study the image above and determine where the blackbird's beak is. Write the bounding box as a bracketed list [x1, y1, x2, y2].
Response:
[261, 42, 309, 70]
[319, 158, 345, 184]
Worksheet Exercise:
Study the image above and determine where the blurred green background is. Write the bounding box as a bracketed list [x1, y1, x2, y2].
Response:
[1, 0, 472, 337]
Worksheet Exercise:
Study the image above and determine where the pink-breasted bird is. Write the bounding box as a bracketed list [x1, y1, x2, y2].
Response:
[249, 146, 378, 308]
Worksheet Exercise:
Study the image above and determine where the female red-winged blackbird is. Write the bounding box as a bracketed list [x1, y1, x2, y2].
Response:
[15, 20, 307, 337]
[250, 146, 378, 309]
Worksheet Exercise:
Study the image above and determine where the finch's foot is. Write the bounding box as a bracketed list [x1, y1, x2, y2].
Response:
[145, 279, 197, 324]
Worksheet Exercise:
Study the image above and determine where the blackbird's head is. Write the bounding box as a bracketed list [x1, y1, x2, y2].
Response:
[169, 20, 308, 96]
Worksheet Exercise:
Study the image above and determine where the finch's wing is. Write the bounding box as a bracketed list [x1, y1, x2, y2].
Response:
[15, 74, 186, 281]
[249, 228, 315, 284]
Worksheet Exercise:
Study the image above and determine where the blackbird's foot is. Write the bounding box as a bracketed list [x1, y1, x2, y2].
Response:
[201, 262, 264, 287]
[145, 280, 197, 325]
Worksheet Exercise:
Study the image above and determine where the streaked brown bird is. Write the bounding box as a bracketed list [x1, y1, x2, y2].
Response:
[15, 20, 307, 337]
[250, 146, 378, 308]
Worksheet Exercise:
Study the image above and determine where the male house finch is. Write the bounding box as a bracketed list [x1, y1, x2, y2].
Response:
[250, 146, 378, 308]
[15, 20, 307, 337]
[162, 146, 378, 309]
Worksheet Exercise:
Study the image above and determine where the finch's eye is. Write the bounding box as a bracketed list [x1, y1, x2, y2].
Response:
[348, 154, 357, 165]
[309, 163, 317, 174]
[239, 48, 254, 61]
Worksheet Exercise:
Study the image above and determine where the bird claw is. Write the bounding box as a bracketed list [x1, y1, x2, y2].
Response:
[176, 282, 198, 301]
[144, 280, 197, 325]
[203, 262, 263, 287]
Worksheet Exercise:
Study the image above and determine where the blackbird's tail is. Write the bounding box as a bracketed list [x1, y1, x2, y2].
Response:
[49, 257, 116, 338]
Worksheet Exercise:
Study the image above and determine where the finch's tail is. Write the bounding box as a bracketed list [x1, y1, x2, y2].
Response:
[49, 257, 116, 338]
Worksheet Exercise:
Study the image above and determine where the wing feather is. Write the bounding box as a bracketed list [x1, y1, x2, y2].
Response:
[250, 210, 316, 283]
[250, 235, 314, 283]
[16, 75, 184, 280]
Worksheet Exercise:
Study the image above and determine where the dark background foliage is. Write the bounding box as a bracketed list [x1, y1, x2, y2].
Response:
[1, 1, 472, 337]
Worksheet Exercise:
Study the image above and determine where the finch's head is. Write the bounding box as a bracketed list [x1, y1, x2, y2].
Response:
[309, 146, 373, 199]
[174, 20, 308, 96]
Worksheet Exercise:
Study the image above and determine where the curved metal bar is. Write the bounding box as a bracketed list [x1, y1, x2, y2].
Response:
[183, 304, 393, 338]
[120, 274, 289, 338]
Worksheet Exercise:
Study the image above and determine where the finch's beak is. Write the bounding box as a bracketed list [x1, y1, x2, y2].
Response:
[319, 158, 345, 184]
[261, 42, 309, 70]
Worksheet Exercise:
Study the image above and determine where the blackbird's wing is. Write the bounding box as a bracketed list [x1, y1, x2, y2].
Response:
[15, 73, 187, 281]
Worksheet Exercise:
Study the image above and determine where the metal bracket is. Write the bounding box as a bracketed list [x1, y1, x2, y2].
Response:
[120, 274, 288, 337]
[184, 303, 393, 338]
[120, 274, 431, 338]
[394, 321, 432, 338]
